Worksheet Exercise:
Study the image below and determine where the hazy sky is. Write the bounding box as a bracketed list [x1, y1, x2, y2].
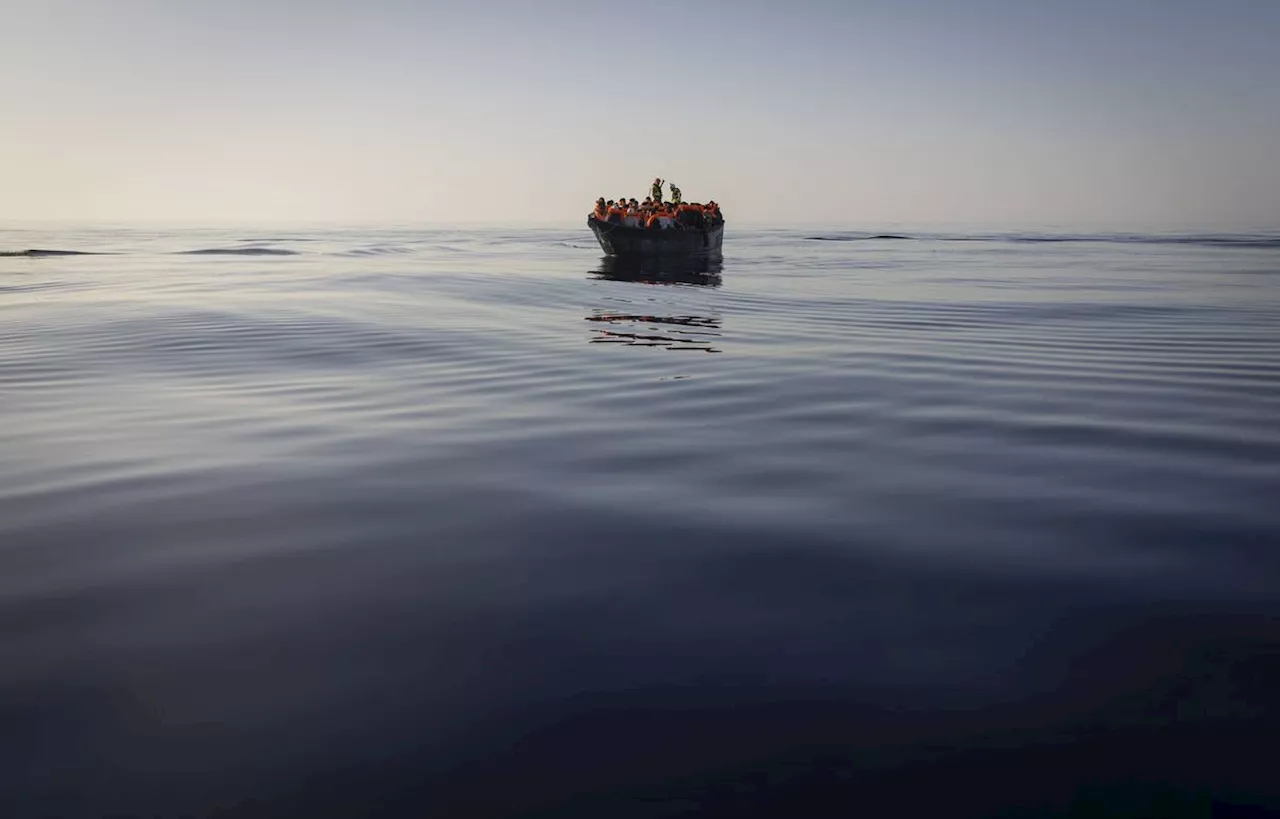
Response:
[2, 0, 1277, 225]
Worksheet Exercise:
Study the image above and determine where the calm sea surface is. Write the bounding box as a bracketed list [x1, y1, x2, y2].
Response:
[3, 225, 1279, 817]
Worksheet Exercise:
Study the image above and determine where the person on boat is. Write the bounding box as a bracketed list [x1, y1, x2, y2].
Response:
[651, 178, 664, 204]
[676, 202, 703, 228]
[623, 202, 640, 228]
[646, 205, 677, 230]
[669, 183, 682, 205]
[593, 198, 607, 219]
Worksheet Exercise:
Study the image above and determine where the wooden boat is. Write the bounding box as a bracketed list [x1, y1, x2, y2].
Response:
[588, 214, 724, 258]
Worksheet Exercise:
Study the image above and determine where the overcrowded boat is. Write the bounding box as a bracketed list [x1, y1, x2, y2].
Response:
[588, 178, 724, 258]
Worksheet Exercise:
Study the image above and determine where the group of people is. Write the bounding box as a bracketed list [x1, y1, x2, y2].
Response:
[592, 178, 723, 230]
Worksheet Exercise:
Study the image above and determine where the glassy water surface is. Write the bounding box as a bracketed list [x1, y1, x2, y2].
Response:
[3, 225, 1279, 817]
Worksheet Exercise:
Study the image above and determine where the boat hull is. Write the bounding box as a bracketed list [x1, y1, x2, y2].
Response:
[588, 216, 723, 258]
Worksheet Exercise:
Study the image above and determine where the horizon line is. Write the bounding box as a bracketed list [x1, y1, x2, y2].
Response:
[4, 217, 1280, 232]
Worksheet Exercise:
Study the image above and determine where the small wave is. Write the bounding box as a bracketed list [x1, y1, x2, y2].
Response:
[1143, 236, 1280, 249]
[335, 246, 415, 257]
[802, 233, 1280, 248]
[178, 247, 300, 256]
[237, 237, 320, 243]
[978, 234, 1280, 248]
[0, 249, 105, 257]
[805, 234, 915, 242]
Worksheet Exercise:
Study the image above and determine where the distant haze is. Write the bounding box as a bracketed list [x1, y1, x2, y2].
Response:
[3, 0, 1278, 226]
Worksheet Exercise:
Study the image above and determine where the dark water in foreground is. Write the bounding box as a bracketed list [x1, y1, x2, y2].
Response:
[3, 225, 1279, 817]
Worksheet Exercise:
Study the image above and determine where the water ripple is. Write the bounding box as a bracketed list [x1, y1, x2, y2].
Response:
[2, 225, 1279, 816]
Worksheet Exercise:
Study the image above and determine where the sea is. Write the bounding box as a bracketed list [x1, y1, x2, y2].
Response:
[2, 224, 1279, 818]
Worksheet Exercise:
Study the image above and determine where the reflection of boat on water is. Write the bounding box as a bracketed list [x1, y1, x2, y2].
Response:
[585, 253, 723, 352]
[589, 254, 722, 287]
[585, 310, 722, 352]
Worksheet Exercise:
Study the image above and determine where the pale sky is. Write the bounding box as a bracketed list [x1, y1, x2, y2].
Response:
[2, 0, 1277, 226]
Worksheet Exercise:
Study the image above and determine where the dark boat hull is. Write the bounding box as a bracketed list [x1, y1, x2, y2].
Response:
[588, 216, 723, 258]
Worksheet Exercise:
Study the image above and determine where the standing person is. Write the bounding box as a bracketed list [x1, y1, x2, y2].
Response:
[651, 177, 664, 204]
[669, 183, 682, 205]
